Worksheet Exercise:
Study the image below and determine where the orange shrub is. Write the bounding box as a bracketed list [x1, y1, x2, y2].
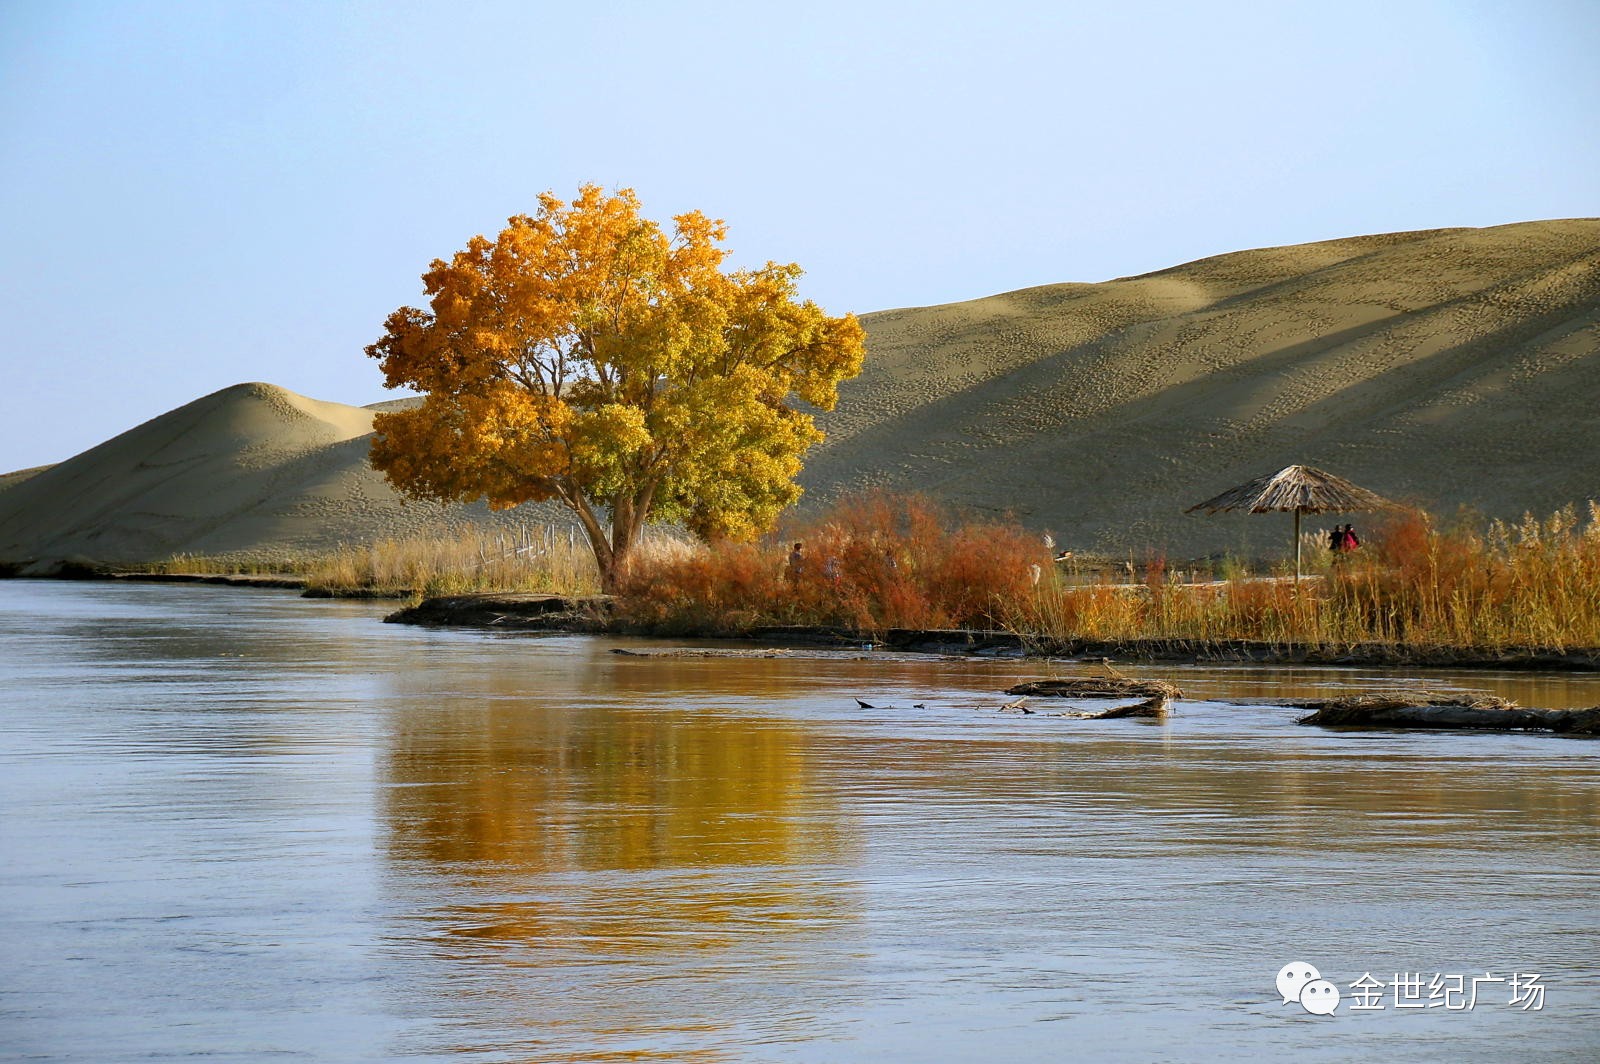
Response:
[613, 492, 1051, 634]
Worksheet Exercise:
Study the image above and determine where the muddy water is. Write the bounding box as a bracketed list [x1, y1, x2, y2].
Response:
[1, 582, 1596, 1062]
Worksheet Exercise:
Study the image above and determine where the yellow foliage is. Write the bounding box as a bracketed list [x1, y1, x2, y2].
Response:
[366, 185, 866, 586]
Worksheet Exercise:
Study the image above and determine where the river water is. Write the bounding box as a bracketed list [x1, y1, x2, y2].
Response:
[1, 581, 1596, 1062]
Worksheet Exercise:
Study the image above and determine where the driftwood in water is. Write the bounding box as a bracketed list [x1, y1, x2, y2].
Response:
[1053, 694, 1173, 720]
[1096, 695, 1171, 719]
[1008, 677, 1183, 700]
[1290, 691, 1600, 735]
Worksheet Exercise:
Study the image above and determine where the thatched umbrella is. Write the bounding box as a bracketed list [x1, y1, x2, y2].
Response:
[1185, 465, 1395, 581]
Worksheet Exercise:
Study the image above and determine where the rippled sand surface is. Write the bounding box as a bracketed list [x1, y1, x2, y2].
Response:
[2, 582, 1596, 1061]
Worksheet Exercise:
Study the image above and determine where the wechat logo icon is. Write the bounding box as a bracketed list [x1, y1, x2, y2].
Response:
[1277, 961, 1340, 1015]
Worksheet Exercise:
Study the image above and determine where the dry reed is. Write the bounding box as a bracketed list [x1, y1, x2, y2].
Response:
[1010, 503, 1600, 650]
[152, 526, 603, 598]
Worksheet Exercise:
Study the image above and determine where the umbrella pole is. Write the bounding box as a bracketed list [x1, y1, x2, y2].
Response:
[1294, 509, 1302, 585]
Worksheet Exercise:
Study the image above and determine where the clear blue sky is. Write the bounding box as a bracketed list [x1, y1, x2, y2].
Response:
[1, 0, 1595, 470]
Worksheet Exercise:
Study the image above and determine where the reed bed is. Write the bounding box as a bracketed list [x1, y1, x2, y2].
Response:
[1010, 504, 1600, 650]
[151, 494, 1600, 652]
[150, 553, 290, 576]
[153, 525, 603, 598]
[617, 496, 1600, 651]
[304, 527, 601, 598]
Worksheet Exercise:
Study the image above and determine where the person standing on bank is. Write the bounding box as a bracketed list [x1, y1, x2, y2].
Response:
[786, 542, 806, 581]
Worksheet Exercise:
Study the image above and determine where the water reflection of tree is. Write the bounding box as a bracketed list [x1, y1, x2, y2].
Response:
[378, 676, 858, 1061]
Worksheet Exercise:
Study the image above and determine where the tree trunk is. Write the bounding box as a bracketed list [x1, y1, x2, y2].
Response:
[604, 497, 637, 593]
[559, 483, 660, 593]
[563, 492, 616, 589]
[605, 535, 632, 592]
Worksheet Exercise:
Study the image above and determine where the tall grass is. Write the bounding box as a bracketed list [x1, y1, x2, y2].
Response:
[151, 554, 290, 576]
[1012, 503, 1600, 650]
[152, 526, 602, 598]
[302, 528, 600, 598]
[1323, 504, 1600, 648]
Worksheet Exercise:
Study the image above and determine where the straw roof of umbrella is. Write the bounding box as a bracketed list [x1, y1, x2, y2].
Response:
[1185, 465, 1395, 515]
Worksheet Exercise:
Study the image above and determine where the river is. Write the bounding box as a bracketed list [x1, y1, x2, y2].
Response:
[1, 581, 1596, 1062]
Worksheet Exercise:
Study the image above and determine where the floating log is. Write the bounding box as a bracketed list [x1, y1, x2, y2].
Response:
[1290, 691, 1600, 735]
[1008, 677, 1183, 700]
[1094, 695, 1171, 718]
[1053, 694, 1172, 720]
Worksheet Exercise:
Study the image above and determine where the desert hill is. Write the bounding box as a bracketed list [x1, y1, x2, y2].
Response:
[2, 219, 1596, 569]
[0, 465, 52, 494]
[0, 383, 560, 568]
[801, 218, 1600, 556]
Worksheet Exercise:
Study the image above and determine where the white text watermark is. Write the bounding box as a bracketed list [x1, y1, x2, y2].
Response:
[1277, 961, 1546, 1016]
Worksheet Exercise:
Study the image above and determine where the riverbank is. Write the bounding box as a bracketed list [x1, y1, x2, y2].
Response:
[9, 567, 1600, 671]
[382, 590, 1600, 671]
[0, 523, 599, 600]
[609, 498, 1600, 656]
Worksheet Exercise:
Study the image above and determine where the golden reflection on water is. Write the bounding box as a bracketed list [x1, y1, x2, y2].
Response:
[368, 642, 1600, 1060]
[377, 655, 856, 1060]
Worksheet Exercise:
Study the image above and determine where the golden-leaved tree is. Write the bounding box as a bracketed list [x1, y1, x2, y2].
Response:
[366, 185, 866, 589]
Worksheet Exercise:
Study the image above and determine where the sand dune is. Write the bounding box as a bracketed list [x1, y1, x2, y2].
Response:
[2, 220, 1596, 568]
[0, 465, 52, 494]
[802, 218, 1600, 556]
[0, 383, 562, 568]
